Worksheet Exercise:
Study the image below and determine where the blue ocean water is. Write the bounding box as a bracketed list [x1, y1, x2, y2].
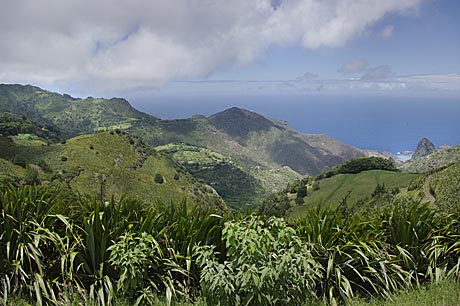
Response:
[130, 94, 460, 154]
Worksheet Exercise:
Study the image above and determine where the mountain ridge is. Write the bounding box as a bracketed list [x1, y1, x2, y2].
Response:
[0, 83, 364, 207]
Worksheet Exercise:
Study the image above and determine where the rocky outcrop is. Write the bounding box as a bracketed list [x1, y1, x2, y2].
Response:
[412, 138, 437, 159]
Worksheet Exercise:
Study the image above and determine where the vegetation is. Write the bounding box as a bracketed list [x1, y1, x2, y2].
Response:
[0, 132, 223, 207]
[316, 157, 398, 180]
[2, 84, 460, 305]
[400, 146, 460, 173]
[289, 170, 419, 219]
[1, 183, 459, 305]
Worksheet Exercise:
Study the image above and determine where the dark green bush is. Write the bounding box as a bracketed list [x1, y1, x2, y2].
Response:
[12, 154, 27, 168]
[154, 173, 164, 184]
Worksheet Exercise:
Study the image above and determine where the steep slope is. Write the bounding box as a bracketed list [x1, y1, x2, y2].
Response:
[430, 163, 460, 213]
[0, 84, 364, 208]
[412, 137, 437, 159]
[0, 132, 223, 207]
[400, 146, 460, 173]
[0, 84, 154, 138]
[288, 170, 419, 219]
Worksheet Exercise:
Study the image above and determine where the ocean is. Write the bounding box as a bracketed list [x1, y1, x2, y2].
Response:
[130, 94, 460, 154]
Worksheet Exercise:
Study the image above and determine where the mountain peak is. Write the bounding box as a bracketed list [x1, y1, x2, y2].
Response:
[208, 107, 274, 138]
[413, 137, 437, 159]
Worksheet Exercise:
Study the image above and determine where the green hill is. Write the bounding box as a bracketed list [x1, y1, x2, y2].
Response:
[288, 170, 420, 219]
[0, 84, 153, 138]
[430, 163, 460, 214]
[0, 132, 223, 207]
[155, 143, 300, 208]
[0, 83, 365, 207]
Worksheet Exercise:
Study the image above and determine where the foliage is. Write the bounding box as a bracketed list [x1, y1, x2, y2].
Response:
[12, 154, 27, 168]
[108, 232, 187, 306]
[289, 170, 419, 219]
[0, 112, 60, 142]
[195, 216, 321, 305]
[2, 182, 460, 305]
[259, 192, 291, 217]
[317, 157, 398, 180]
[154, 173, 164, 184]
[24, 165, 41, 185]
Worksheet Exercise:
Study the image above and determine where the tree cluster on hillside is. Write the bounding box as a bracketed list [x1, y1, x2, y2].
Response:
[0, 112, 61, 141]
[316, 156, 398, 180]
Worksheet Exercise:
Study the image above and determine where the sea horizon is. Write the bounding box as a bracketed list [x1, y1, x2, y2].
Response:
[130, 94, 460, 154]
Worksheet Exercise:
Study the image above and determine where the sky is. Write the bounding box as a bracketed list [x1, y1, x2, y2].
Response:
[0, 0, 459, 101]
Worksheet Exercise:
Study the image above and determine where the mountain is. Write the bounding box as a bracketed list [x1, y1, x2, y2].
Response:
[0, 83, 364, 207]
[400, 145, 460, 173]
[0, 84, 153, 138]
[412, 137, 437, 159]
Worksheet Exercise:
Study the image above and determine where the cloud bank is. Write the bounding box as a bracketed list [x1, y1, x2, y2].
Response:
[0, 0, 422, 92]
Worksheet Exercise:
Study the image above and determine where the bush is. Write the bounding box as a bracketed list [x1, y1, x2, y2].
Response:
[259, 192, 291, 217]
[12, 154, 27, 168]
[38, 159, 52, 173]
[312, 181, 320, 191]
[154, 173, 164, 184]
[297, 184, 307, 198]
[24, 165, 40, 185]
[195, 216, 321, 305]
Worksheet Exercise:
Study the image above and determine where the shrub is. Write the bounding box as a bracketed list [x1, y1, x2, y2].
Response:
[24, 165, 40, 185]
[312, 181, 320, 191]
[38, 159, 52, 173]
[154, 173, 164, 184]
[195, 216, 321, 305]
[108, 232, 187, 305]
[259, 192, 291, 217]
[12, 154, 27, 168]
[297, 184, 307, 198]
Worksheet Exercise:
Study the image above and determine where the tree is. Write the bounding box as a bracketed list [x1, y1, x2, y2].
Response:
[297, 184, 307, 198]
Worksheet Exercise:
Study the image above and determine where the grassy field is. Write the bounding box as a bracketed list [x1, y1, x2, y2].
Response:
[289, 170, 420, 219]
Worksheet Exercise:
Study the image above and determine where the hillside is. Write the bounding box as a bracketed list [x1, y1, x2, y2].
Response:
[0, 132, 223, 207]
[0, 83, 364, 207]
[155, 143, 300, 208]
[0, 84, 154, 138]
[288, 170, 420, 219]
[430, 163, 460, 214]
[399, 146, 460, 173]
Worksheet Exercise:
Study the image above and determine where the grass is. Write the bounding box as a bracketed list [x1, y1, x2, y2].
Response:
[350, 280, 460, 306]
[0, 132, 223, 206]
[289, 170, 419, 219]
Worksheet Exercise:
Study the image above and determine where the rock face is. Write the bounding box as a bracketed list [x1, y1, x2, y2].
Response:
[413, 138, 437, 159]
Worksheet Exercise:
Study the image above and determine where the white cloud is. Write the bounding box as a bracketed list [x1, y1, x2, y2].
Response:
[379, 25, 395, 39]
[0, 0, 422, 92]
[361, 65, 395, 80]
[338, 59, 370, 74]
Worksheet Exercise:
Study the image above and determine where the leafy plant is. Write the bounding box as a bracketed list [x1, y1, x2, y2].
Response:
[195, 216, 321, 305]
[108, 232, 188, 306]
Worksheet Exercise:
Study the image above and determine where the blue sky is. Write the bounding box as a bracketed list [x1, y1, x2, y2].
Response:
[0, 0, 459, 99]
